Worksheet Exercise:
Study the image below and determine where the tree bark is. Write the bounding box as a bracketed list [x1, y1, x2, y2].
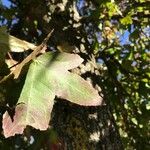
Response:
[52, 99, 123, 150]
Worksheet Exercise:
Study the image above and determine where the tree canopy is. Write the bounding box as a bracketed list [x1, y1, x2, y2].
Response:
[0, 0, 149, 149]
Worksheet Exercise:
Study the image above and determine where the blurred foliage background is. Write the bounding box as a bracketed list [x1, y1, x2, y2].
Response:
[0, 0, 150, 149]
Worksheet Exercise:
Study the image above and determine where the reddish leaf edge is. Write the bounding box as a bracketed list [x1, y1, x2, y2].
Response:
[2, 103, 51, 138]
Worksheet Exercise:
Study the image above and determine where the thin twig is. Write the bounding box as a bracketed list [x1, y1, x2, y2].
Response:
[0, 29, 54, 84]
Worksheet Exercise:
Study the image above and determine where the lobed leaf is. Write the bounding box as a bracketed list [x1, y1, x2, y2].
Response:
[3, 52, 102, 138]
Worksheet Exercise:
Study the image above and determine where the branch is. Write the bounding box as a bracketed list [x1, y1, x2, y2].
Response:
[99, 52, 150, 79]
[0, 29, 54, 84]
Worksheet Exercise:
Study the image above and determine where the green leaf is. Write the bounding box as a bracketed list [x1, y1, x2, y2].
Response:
[105, 2, 122, 17]
[3, 52, 102, 138]
[120, 15, 133, 25]
[131, 118, 138, 125]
